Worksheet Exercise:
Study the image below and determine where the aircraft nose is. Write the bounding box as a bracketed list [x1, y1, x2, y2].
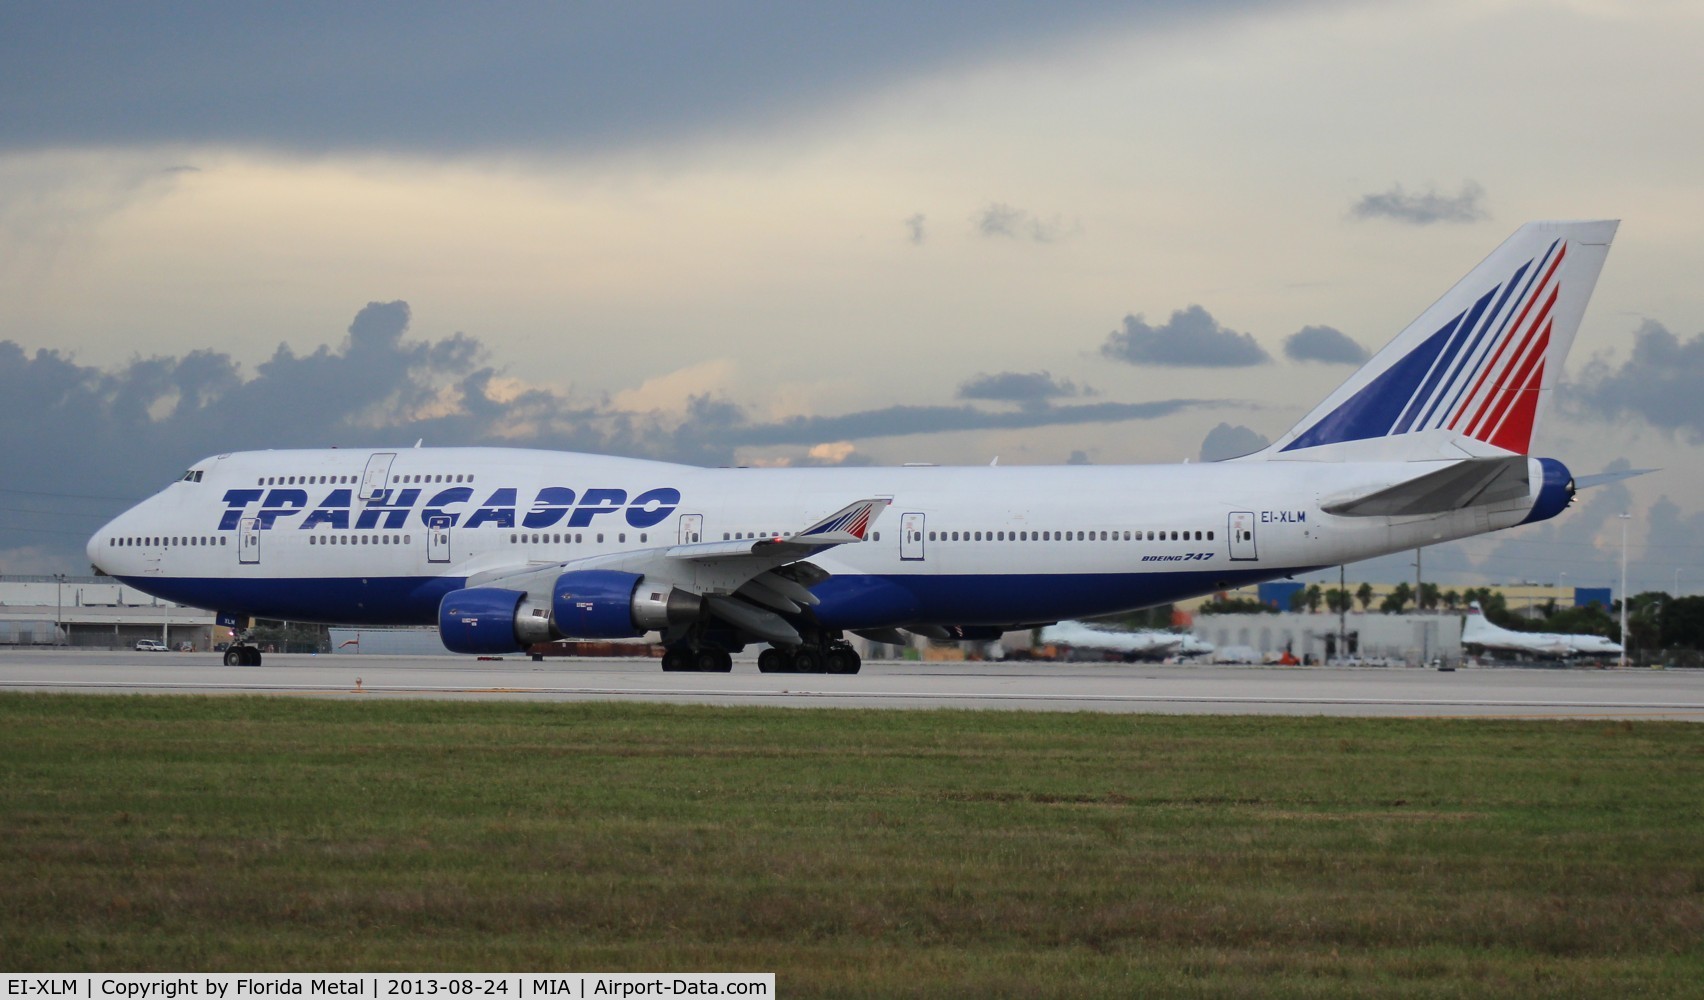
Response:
[87, 526, 108, 574]
[87, 512, 124, 575]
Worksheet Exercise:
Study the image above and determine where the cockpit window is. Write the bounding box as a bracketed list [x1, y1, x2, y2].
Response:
[180, 470, 205, 483]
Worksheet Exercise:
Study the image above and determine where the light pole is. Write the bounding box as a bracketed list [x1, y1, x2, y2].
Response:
[1618, 513, 1631, 669]
[54, 574, 64, 646]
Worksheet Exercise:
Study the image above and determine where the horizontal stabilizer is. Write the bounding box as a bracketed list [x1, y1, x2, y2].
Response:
[1322, 456, 1529, 517]
[1574, 467, 1657, 491]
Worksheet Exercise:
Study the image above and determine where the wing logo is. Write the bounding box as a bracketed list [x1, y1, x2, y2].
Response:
[1283, 239, 1567, 455]
[799, 499, 887, 539]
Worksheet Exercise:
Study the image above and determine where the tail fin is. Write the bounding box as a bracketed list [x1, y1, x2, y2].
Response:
[1261, 220, 1617, 461]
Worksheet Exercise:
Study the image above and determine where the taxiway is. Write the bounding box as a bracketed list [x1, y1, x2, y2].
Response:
[2, 650, 1700, 719]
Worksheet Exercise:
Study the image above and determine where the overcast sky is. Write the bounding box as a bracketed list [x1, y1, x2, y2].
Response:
[3, 0, 1702, 597]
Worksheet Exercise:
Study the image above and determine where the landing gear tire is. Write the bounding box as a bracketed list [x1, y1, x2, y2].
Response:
[661, 647, 691, 672]
[695, 648, 733, 673]
[792, 648, 823, 674]
[224, 646, 261, 667]
[757, 648, 789, 673]
[824, 646, 861, 675]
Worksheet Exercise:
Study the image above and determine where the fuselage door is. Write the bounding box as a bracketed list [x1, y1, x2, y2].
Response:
[678, 513, 703, 544]
[239, 517, 261, 565]
[427, 515, 451, 564]
[900, 512, 926, 561]
[1228, 511, 1258, 561]
[359, 452, 397, 501]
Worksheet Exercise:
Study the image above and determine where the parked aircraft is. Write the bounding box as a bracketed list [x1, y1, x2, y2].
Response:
[89, 221, 1618, 674]
[1461, 601, 1622, 659]
[1038, 620, 1213, 660]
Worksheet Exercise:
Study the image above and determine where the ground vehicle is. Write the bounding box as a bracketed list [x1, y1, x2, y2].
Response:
[134, 639, 167, 652]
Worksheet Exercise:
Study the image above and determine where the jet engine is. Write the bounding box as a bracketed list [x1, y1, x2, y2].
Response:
[438, 570, 701, 654]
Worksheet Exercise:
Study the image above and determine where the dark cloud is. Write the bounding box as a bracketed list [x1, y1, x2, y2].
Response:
[1100, 305, 1270, 367]
[1565, 321, 1704, 441]
[1283, 325, 1368, 365]
[0, 3, 1276, 156]
[975, 203, 1074, 243]
[957, 371, 1083, 407]
[1199, 423, 1270, 462]
[1350, 182, 1488, 225]
[0, 303, 1224, 570]
[904, 214, 926, 246]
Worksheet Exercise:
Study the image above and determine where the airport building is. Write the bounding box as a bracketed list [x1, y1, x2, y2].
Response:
[1190, 610, 1464, 666]
[0, 575, 215, 650]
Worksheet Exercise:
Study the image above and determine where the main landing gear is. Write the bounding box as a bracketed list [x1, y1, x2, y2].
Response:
[660, 644, 734, 672]
[757, 639, 861, 675]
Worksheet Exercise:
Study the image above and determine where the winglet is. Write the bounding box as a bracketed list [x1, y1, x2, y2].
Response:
[793, 497, 890, 544]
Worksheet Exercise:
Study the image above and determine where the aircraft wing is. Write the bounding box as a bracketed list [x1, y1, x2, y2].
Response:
[663, 497, 890, 561]
[462, 497, 891, 645]
[1322, 455, 1531, 517]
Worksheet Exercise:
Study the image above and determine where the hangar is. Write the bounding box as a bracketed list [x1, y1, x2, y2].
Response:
[0, 575, 215, 650]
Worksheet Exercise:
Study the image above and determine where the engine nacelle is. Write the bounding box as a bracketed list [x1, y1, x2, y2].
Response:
[438, 573, 701, 653]
[439, 587, 540, 654]
[551, 569, 700, 638]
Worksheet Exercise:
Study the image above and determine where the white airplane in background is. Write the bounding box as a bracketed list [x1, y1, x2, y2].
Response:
[1038, 621, 1214, 661]
[1461, 601, 1623, 659]
[90, 221, 1621, 674]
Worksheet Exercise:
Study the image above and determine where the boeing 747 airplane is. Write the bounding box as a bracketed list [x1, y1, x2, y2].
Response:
[89, 220, 1618, 673]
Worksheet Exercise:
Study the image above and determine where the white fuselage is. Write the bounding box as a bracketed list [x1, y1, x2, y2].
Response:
[89, 446, 1551, 630]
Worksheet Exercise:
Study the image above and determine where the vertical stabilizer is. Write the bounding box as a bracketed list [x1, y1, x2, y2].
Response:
[1261, 220, 1617, 461]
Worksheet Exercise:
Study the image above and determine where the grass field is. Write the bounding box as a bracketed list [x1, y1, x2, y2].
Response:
[2, 693, 1701, 997]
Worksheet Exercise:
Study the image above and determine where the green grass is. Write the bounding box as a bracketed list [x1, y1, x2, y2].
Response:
[2, 694, 1702, 997]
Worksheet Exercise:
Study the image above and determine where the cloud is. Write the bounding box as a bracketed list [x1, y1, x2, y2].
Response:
[609, 360, 737, 413]
[904, 213, 927, 246]
[956, 370, 1084, 407]
[0, 302, 1226, 570]
[1100, 305, 1270, 367]
[731, 398, 1215, 447]
[1565, 321, 1704, 441]
[1199, 423, 1271, 462]
[1283, 325, 1369, 365]
[1350, 182, 1488, 225]
[974, 203, 1075, 243]
[0, 4, 1276, 157]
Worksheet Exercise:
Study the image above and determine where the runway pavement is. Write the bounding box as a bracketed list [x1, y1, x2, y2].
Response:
[3, 649, 1702, 718]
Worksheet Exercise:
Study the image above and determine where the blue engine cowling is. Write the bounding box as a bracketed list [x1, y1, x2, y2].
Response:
[439, 587, 531, 654]
[551, 569, 647, 638]
[438, 572, 702, 653]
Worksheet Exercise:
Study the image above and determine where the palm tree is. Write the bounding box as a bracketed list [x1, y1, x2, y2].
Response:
[1356, 582, 1374, 612]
